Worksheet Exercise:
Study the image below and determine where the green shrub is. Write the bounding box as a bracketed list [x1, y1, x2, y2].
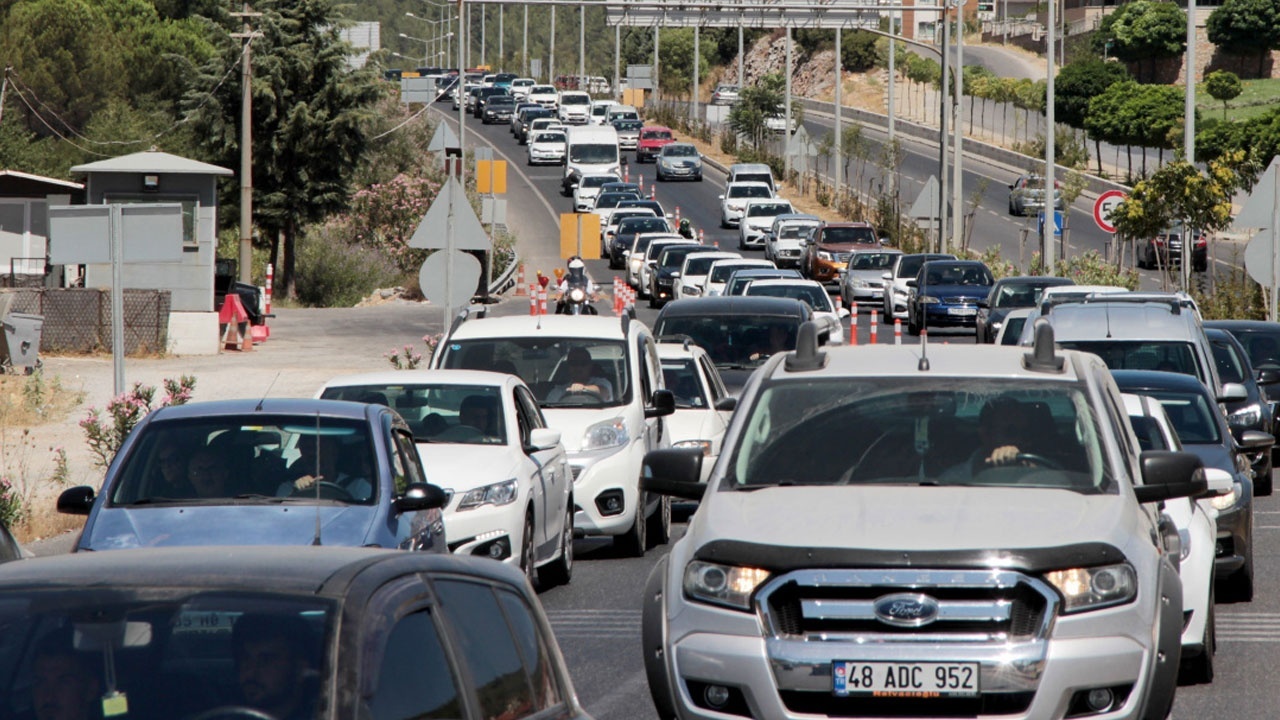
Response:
[295, 222, 402, 307]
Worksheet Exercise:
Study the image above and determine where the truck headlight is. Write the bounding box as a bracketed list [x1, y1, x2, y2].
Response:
[1211, 482, 1242, 510]
[1044, 563, 1137, 613]
[457, 478, 519, 510]
[684, 560, 770, 610]
[583, 418, 628, 451]
[1228, 403, 1262, 429]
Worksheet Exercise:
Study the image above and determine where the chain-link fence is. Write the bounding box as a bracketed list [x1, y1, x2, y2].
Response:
[2, 288, 171, 354]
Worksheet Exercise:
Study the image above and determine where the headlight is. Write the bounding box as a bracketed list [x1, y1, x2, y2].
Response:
[920, 295, 940, 304]
[850, 277, 867, 288]
[1211, 482, 1242, 510]
[1229, 403, 1262, 429]
[583, 417, 628, 451]
[991, 321, 1003, 330]
[457, 478, 519, 510]
[683, 560, 770, 610]
[817, 251, 833, 262]
[728, 203, 743, 212]
[674, 439, 712, 455]
[568, 288, 586, 302]
[1044, 563, 1137, 613]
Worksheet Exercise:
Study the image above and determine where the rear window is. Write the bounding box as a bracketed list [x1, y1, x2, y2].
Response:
[728, 185, 772, 199]
[643, 130, 674, 140]
[747, 203, 792, 217]
[734, 172, 773, 186]
[849, 252, 899, 270]
[1058, 340, 1200, 379]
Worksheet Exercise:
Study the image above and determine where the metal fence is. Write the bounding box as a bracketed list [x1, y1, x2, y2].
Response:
[3, 288, 171, 354]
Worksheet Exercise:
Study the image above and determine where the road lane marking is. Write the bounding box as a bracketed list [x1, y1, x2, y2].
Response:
[547, 609, 642, 638]
[1217, 614, 1280, 642]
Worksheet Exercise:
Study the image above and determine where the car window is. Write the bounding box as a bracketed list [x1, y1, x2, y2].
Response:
[435, 580, 537, 720]
[1210, 338, 1246, 384]
[664, 145, 698, 157]
[323, 384, 507, 446]
[619, 218, 670, 235]
[1057, 341, 1199, 379]
[580, 175, 618, 189]
[818, 226, 877, 244]
[747, 284, 832, 312]
[371, 610, 462, 720]
[734, 172, 773, 186]
[994, 283, 1042, 308]
[109, 415, 378, 505]
[849, 252, 898, 270]
[533, 132, 565, 144]
[1127, 415, 1170, 453]
[1146, 392, 1221, 444]
[727, 379, 1111, 492]
[728, 185, 771, 199]
[392, 430, 427, 493]
[663, 359, 708, 408]
[494, 589, 564, 712]
[653, 316, 798, 369]
[685, 256, 728, 275]
[1233, 330, 1280, 370]
[747, 203, 791, 217]
[709, 264, 754, 283]
[515, 387, 547, 431]
[440, 338, 631, 408]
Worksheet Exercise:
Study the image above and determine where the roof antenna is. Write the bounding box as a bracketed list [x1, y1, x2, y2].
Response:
[311, 411, 322, 547]
[1105, 302, 1113, 339]
[917, 262, 930, 371]
[255, 371, 282, 412]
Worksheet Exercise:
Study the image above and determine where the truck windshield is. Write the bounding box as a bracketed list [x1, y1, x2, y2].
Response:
[570, 143, 619, 164]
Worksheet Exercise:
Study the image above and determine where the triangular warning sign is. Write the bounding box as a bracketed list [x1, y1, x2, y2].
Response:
[908, 175, 941, 220]
[427, 123, 460, 154]
[409, 176, 491, 251]
[1236, 156, 1280, 229]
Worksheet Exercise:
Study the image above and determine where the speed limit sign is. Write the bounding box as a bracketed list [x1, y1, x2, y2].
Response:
[1094, 190, 1127, 234]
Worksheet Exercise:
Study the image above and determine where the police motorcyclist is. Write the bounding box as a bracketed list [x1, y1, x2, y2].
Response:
[556, 257, 599, 314]
[678, 218, 695, 239]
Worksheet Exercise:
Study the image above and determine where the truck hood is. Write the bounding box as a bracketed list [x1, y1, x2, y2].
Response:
[84, 504, 378, 551]
[690, 486, 1135, 558]
[417, 444, 519, 493]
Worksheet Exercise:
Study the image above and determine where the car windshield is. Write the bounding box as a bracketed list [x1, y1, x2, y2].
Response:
[648, 242, 690, 261]
[898, 255, 950, 278]
[728, 185, 772, 199]
[922, 263, 993, 286]
[643, 130, 673, 141]
[618, 218, 669, 235]
[321, 384, 506, 445]
[109, 415, 379, 505]
[747, 284, 832, 312]
[725, 379, 1111, 491]
[820, 226, 877, 244]
[561, 93, 589, 105]
[664, 145, 698, 157]
[595, 193, 637, 209]
[747, 203, 791, 217]
[614, 120, 643, 131]
[735, 173, 773, 186]
[533, 132, 565, 144]
[611, 211, 654, 227]
[1229, 330, 1280, 370]
[532, 85, 555, 94]
[0, 592, 334, 719]
[778, 224, 818, 240]
[1000, 317, 1028, 345]
[995, 283, 1048, 308]
[662, 360, 708, 409]
[849, 252, 898, 270]
[1144, 391, 1222, 444]
[440, 339, 630, 408]
[654, 316, 798, 369]
[727, 274, 789, 295]
[658, 246, 708, 270]
[580, 175, 619, 189]
[1209, 338, 1246, 384]
[569, 143, 618, 164]
[1058, 341, 1199, 378]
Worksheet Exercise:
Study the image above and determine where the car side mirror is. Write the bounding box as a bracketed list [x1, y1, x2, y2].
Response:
[640, 448, 706, 500]
[1219, 383, 1249, 402]
[1200, 467, 1235, 498]
[881, 272, 893, 281]
[57, 486, 95, 516]
[906, 279, 918, 288]
[526, 427, 562, 452]
[1134, 450, 1207, 503]
[977, 300, 989, 309]
[838, 307, 851, 319]
[718, 195, 725, 200]
[879, 237, 891, 246]
[646, 389, 676, 418]
[1258, 368, 1280, 386]
[394, 482, 449, 514]
[714, 396, 738, 412]
[1238, 429, 1274, 450]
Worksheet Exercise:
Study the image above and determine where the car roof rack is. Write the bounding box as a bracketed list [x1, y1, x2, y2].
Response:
[785, 321, 828, 373]
[1055, 293, 1184, 316]
[1023, 319, 1066, 373]
[657, 334, 696, 350]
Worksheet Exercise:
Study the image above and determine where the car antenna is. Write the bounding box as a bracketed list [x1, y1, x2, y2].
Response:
[312, 411, 323, 546]
[1105, 302, 1113, 339]
[918, 264, 930, 371]
[255, 372, 282, 412]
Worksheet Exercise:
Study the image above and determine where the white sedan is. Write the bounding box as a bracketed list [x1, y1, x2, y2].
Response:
[317, 370, 575, 589]
[742, 278, 848, 344]
[527, 129, 567, 166]
[658, 340, 732, 484]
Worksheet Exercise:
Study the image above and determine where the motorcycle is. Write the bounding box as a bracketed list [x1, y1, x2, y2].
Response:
[557, 278, 599, 315]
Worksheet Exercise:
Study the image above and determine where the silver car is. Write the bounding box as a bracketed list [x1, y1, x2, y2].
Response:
[840, 248, 902, 308]
[655, 143, 703, 182]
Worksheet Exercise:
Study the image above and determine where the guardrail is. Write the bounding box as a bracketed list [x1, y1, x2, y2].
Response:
[489, 248, 520, 295]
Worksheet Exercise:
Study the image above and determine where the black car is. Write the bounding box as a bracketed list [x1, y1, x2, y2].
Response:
[1112, 370, 1270, 601]
[481, 95, 516, 124]
[648, 244, 716, 308]
[0, 547, 594, 719]
[610, 216, 673, 269]
[654, 296, 815, 391]
[906, 259, 994, 335]
[516, 107, 553, 143]
[1206, 325, 1280, 494]
[472, 86, 508, 118]
[974, 276, 1074, 344]
[1204, 319, 1280, 469]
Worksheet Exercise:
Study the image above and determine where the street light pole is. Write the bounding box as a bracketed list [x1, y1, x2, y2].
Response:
[523, 6, 529, 76]
[615, 24, 621, 102]
[550, 6, 556, 82]
[1184, 0, 1196, 291]
[1044, 0, 1057, 274]
[784, 26, 792, 182]
[938, 13, 950, 253]
[579, 4, 585, 90]
[834, 25, 842, 200]
[693, 25, 700, 124]
[952, 3, 964, 252]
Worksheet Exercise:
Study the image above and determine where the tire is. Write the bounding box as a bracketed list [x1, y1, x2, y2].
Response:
[907, 308, 920, 336]
[1220, 543, 1254, 602]
[1256, 464, 1273, 496]
[695, 173, 703, 182]
[647, 494, 671, 549]
[1179, 584, 1215, 685]
[520, 512, 538, 590]
[614, 490, 648, 557]
[539, 501, 575, 588]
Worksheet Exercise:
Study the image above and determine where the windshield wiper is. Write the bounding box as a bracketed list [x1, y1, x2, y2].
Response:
[736, 481, 797, 491]
[127, 497, 185, 505]
[232, 493, 288, 503]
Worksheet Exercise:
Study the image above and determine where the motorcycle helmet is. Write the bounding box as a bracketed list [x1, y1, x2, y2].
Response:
[679, 218, 691, 232]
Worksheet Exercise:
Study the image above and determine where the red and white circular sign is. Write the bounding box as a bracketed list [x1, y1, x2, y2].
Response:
[1093, 190, 1127, 234]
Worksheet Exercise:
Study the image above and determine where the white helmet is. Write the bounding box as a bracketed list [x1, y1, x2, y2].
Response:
[568, 258, 585, 270]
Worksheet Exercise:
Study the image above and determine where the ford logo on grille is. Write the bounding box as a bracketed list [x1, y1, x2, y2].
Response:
[873, 593, 940, 627]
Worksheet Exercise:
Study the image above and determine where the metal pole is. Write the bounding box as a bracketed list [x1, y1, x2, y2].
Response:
[952, 5, 964, 251]
[1045, 0, 1056, 274]
[450, 0, 468, 334]
[784, 26, 792, 182]
[499, 7, 504, 69]
[579, 4, 585, 90]
[1184, 0, 1197, 291]
[938, 13, 950, 253]
[693, 25, 700, 124]
[110, 205, 125, 396]
[237, 3, 255, 285]
[888, 29, 895, 143]
[615, 24, 621, 102]
[1271, 161, 1280, 321]
[481, 6, 486, 67]
[523, 6, 528, 76]
[834, 25, 842, 199]
[654, 25, 660, 104]
[738, 25, 744, 87]
[550, 6, 556, 82]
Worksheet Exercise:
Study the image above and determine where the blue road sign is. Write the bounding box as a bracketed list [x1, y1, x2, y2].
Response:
[1039, 210, 1063, 238]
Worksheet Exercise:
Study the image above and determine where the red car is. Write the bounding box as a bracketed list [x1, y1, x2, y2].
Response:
[636, 126, 675, 163]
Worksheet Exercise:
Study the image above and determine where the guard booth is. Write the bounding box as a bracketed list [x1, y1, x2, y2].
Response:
[69, 151, 233, 355]
[0, 170, 85, 287]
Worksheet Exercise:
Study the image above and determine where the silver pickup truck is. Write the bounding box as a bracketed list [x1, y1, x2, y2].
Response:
[640, 321, 1205, 720]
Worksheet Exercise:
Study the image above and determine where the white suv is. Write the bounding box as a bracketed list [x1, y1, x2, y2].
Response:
[527, 84, 559, 110]
[640, 320, 1204, 720]
[557, 91, 592, 124]
[433, 315, 677, 556]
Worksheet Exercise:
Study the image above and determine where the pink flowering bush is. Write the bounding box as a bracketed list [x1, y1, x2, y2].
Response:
[80, 375, 197, 469]
[349, 172, 443, 272]
[385, 344, 423, 370]
[0, 478, 24, 529]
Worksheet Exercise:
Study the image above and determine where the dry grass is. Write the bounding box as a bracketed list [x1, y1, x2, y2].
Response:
[0, 372, 82, 428]
[20, 513, 84, 544]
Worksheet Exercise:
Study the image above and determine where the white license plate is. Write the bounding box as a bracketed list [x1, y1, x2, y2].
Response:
[833, 661, 979, 697]
[947, 307, 977, 316]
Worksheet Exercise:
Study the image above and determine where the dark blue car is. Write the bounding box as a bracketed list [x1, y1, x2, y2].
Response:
[57, 399, 449, 552]
[906, 259, 994, 335]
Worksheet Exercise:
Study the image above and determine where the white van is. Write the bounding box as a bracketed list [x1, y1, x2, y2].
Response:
[607, 105, 640, 124]
[557, 91, 592, 124]
[561, 125, 623, 196]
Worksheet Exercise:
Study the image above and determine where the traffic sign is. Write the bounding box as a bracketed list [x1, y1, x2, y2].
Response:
[1093, 190, 1126, 234]
[1245, 230, 1278, 287]
[409, 176, 491, 251]
[1038, 210, 1063, 238]
[419, 249, 482, 309]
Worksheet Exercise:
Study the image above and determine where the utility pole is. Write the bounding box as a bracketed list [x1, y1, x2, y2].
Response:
[1044, 0, 1056, 274]
[1184, 0, 1197, 291]
[938, 12, 950, 253]
[523, 6, 528, 76]
[693, 25, 700, 124]
[230, 3, 261, 285]
[615, 24, 621, 102]
[738, 25, 744, 87]
[834, 25, 842, 200]
[550, 6, 557, 82]
[579, 4, 585, 89]
[499, 7, 504, 70]
[952, 4, 964, 252]
[481, 6, 486, 67]
[654, 25, 660, 104]
[784, 27, 792, 182]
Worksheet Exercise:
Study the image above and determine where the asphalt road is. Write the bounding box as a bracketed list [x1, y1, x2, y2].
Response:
[440, 102, 1280, 720]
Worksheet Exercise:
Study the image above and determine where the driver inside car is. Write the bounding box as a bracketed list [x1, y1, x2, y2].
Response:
[546, 347, 614, 403]
[941, 396, 1039, 481]
[279, 434, 372, 500]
